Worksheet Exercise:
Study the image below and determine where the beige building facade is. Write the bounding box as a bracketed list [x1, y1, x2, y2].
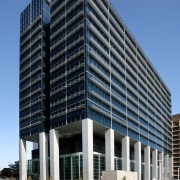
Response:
[172, 114, 180, 179]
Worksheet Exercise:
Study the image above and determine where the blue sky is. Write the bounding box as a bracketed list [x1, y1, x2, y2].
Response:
[0, 0, 180, 169]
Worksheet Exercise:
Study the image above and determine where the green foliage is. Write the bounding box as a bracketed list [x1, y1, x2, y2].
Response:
[8, 161, 19, 178]
[0, 168, 11, 177]
[122, 176, 127, 180]
[79, 176, 82, 180]
[10, 176, 14, 180]
[50, 176, 54, 180]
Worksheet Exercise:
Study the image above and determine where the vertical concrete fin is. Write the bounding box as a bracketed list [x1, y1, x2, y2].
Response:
[152, 149, 158, 180]
[105, 129, 114, 170]
[159, 152, 164, 180]
[82, 119, 94, 180]
[39, 132, 48, 180]
[144, 146, 150, 180]
[164, 154, 169, 180]
[19, 139, 27, 180]
[122, 136, 130, 171]
[135, 141, 141, 180]
[50, 129, 59, 180]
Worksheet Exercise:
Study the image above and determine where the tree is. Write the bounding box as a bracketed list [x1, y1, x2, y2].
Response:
[8, 161, 19, 178]
[1, 168, 11, 177]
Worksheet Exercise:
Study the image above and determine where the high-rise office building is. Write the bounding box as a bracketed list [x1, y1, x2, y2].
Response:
[20, 0, 50, 138]
[19, 0, 173, 180]
[19, 0, 50, 179]
[172, 114, 180, 179]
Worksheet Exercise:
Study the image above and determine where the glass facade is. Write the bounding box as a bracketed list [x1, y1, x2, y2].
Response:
[20, 0, 172, 179]
[20, 0, 172, 152]
[27, 152, 156, 180]
[60, 153, 83, 180]
[50, 0, 172, 154]
[27, 159, 40, 179]
[50, 0, 86, 129]
[19, 0, 50, 138]
[85, 0, 172, 154]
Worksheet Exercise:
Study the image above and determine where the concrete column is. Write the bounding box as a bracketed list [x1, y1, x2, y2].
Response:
[82, 119, 93, 180]
[122, 136, 130, 171]
[19, 139, 27, 180]
[134, 142, 141, 180]
[159, 152, 164, 180]
[152, 149, 158, 180]
[50, 129, 59, 180]
[144, 146, 150, 180]
[105, 129, 114, 170]
[39, 132, 48, 180]
[164, 154, 169, 180]
[169, 156, 173, 180]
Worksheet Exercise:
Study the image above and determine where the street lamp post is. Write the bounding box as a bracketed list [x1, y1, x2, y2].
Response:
[178, 167, 180, 180]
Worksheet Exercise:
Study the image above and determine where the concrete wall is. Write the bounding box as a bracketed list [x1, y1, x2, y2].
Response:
[102, 170, 138, 180]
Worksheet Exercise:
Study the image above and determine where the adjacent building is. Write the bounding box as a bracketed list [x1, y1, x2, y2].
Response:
[172, 114, 180, 179]
[19, 0, 173, 180]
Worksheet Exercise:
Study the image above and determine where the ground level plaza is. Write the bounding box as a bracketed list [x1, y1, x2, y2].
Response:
[20, 119, 173, 180]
